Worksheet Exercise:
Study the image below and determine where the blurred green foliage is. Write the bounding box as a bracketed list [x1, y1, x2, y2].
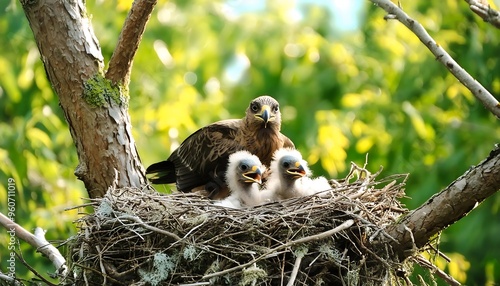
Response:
[0, 0, 499, 284]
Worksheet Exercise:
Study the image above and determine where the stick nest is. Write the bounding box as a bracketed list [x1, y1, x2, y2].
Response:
[67, 164, 409, 285]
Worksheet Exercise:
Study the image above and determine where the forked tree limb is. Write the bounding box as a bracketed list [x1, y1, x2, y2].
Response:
[370, 0, 500, 118]
[20, 0, 148, 198]
[465, 0, 500, 29]
[387, 145, 500, 260]
[106, 0, 158, 85]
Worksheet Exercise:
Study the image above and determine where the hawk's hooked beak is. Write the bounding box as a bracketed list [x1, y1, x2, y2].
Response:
[286, 161, 307, 179]
[255, 105, 273, 127]
[243, 165, 263, 184]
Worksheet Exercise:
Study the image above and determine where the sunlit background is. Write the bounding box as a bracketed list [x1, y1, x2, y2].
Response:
[1, 0, 499, 284]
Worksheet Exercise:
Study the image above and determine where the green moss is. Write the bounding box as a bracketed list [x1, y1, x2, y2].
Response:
[83, 74, 128, 107]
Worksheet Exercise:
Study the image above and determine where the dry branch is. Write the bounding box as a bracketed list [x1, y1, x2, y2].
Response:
[413, 255, 461, 286]
[0, 272, 20, 285]
[106, 0, 158, 85]
[0, 212, 67, 277]
[371, 0, 500, 118]
[465, 0, 500, 28]
[387, 145, 500, 260]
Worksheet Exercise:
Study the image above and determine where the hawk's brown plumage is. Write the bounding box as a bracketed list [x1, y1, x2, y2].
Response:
[146, 95, 294, 198]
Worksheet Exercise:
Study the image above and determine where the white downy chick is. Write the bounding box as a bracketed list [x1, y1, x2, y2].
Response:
[265, 148, 310, 200]
[214, 151, 265, 208]
[265, 148, 331, 200]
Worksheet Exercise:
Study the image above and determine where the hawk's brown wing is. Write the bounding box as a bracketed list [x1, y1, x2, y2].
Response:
[147, 119, 243, 193]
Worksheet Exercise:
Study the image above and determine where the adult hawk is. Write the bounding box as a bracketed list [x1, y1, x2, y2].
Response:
[146, 95, 295, 198]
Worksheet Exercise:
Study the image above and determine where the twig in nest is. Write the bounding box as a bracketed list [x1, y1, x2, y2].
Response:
[95, 245, 107, 285]
[117, 214, 182, 241]
[286, 255, 303, 286]
[202, 219, 354, 280]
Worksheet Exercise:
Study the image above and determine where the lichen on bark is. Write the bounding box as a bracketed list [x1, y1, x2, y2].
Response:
[83, 74, 128, 107]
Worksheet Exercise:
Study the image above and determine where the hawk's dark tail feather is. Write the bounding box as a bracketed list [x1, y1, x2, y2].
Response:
[146, 160, 176, 184]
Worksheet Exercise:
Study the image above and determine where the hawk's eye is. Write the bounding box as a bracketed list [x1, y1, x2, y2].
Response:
[283, 162, 290, 168]
[251, 103, 259, 112]
[273, 105, 279, 112]
[240, 164, 249, 171]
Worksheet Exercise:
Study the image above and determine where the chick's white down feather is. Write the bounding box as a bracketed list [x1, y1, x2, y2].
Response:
[300, 176, 331, 196]
[214, 150, 265, 208]
[265, 148, 330, 200]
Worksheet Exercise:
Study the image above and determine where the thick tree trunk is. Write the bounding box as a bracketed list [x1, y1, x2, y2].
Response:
[20, 0, 147, 198]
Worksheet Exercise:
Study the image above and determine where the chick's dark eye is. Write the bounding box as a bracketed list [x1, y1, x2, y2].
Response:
[251, 103, 259, 112]
[240, 164, 249, 171]
[283, 162, 290, 168]
[273, 105, 279, 112]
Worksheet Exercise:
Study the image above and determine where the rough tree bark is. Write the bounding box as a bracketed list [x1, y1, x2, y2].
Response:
[387, 145, 500, 260]
[19, 0, 156, 198]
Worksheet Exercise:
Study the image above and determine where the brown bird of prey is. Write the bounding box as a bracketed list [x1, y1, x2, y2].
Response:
[146, 95, 295, 198]
[214, 151, 265, 209]
[265, 148, 331, 200]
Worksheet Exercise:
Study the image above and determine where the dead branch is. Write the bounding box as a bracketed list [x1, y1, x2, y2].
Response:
[115, 214, 182, 241]
[370, 0, 500, 118]
[465, 0, 500, 29]
[413, 255, 461, 286]
[0, 272, 21, 285]
[0, 212, 67, 277]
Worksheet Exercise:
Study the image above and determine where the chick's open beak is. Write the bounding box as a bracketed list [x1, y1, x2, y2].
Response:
[243, 165, 263, 184]
[286, 161, 307, 178]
